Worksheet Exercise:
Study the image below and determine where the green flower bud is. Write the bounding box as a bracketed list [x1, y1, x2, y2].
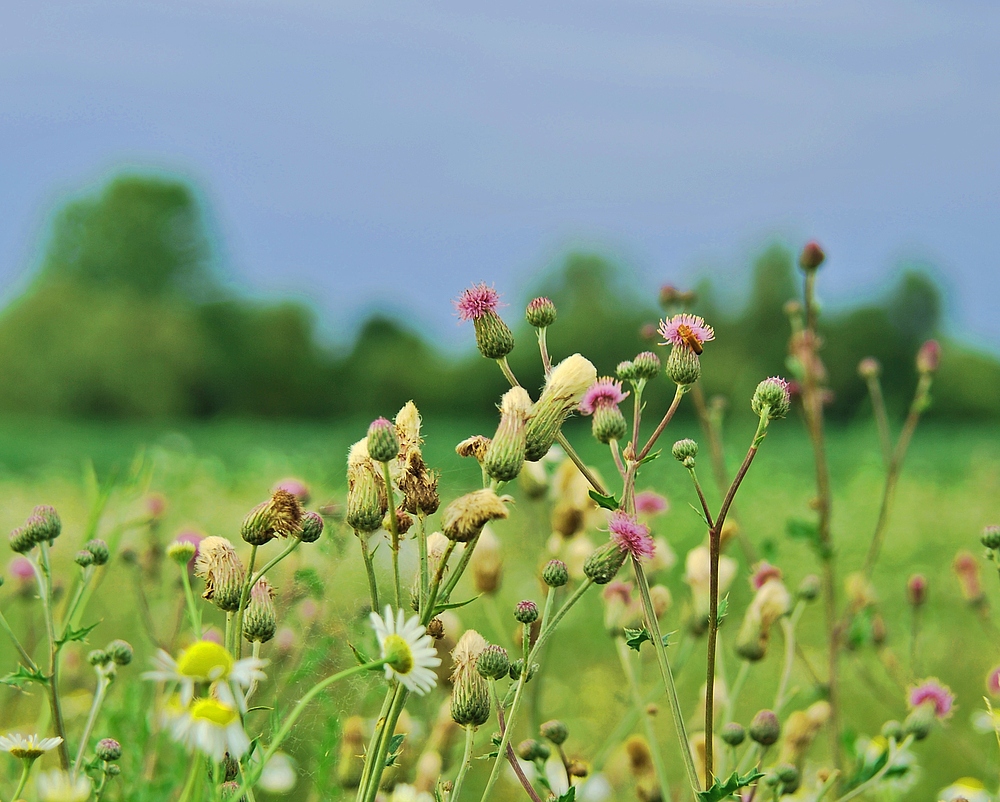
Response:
[105, 764, 121, 777]
[881, 720, 903, 742]
[346, 441, 389, 533]
[85, 539, 110, 566]
[751, 378, 791, 420]
[592, 406, 627, 444]
[516, 739, 550, 762]
[903, 704, 935, 741]
[477, 644, 510, 680]
[474, 311, 515, 359]
[26, 505, 61, 544]
[167, 539, 197, 565]
[749, 710, 781, 746]
[631, 351, 661, 381]
[88, 649, 111, 666]
[526, 297, 557, 328]
[858, 357, 881, 380]
[671, 439, 698, 462]
[775, 764, 799, 791]
[542, 559, 569, 588]
[299, 511, 324, 543]
[982, 526, 1000, 550]
[367, 417, 401, 463]
[540, 719, 568, 745]
[106, 639, 133, 666]
[616, 360, 637, 382]
[75, 550, 95, 568]
[508, 659, 539, 682]
[720, 722, 745, 746]
[96, 738, 122, 761]
[797, 574, 821, 602]
[583, 541, 628, 585]
[798, 241, 825, 271]
[483, 387, 532, 482]
[9, 526, 34, 554]
[243, 578, 277, 644]
[514, 600, 538, 624]
[665, 345, 701, 386]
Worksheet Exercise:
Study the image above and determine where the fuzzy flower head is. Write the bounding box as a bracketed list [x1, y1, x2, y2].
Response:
[608, 511, 655, 560]
[579, 378, 629, 415]
[908, 678, 955, 719]
[658, 314, 715, 352]
[0, 732, 63, 760]
[454, 283, 502, 321]
[370, 606, 441, 695]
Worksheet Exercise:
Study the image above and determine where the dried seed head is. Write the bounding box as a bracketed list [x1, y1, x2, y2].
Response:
[397, 450, 440, 515]
[441, 489, 510, 543]
[194, 536, 246, 612]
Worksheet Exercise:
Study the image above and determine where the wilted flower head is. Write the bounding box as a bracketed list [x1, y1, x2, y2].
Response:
[441, 489, 510, 543]
[483, 386, 533, 482]
[658, 314, 715, 351]
[608, 511, 654, 561]
[634, 491, 668, 516]
[347, 439, 389, 532]
[579, 378, 628, 415]
[194, 536, 246, 612]
[908, 678, 954, 719]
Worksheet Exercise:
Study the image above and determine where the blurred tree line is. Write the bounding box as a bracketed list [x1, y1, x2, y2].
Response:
[0, 174, 996, 421]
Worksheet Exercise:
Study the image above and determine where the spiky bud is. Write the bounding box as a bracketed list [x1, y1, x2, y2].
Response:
[720, 722, 745, 746]
[516, 739, 550, 761]
[540, 719, 568, 745]
[665, 345, 701, 386]
[346, 440, 389, 533]
[508, 659, 538, 682]
[671, 439, 698, 462]
[749, 709, 781, 746]
[583, 542, 628, 585]
[96, 739, 122, 761]
[798, 241, 825, 271]
[451, 664, 491, 727]
[107, 639, 133, 666]
[441, 489, 510, 543]
[592, 406, 627, 444]
[526, 297, 557, 328]
[9, 526, 34, 554]
[243, 578, 277, 643]
[85, 539, 109, 566]
[484, 387, 533, 482]
[367, 417, 400, 463]
[752, 377, 791, 420]
[475, 311, 515, 359]
[903, 704, 934, 741]
[631, 351, 661, 381]
[298, 511, 324, 544]
[514, 600, 538, 624]
[75, 550, 95, 568]
[167, 540, 197, 565]
[524, 354, 597, 461]
[542, 559, 569, 587]
[87, 649, 111, 666]
[477, 644, 510, 680]
[916, 340, 940, 374]
[106, 764, 122, 777]
[27, 505, 61, 544]
[616, 360, 637, 382]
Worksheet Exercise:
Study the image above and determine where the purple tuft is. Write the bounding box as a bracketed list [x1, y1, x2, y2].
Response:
[657, 313, 715, 349]
[608, 511, 655, 560]
[579, 378, 629, 415]
[908, 678, 955, 719]
[273, 477, 311, 504]
[751, 561, 783, 590]
[454, 283, 501, 321]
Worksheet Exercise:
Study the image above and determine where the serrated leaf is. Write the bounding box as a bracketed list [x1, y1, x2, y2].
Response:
[588, 490, 621, 511]
[385, 733, 406, 766]
[637, 449, 661, 466]
[555, 789, 576, 802]
[433, 595, 481, 615]
[715, 595, 729, 627]
[0, 664, 48, 688]
[697, 769, 765, 801]
[56, 621, 100, 648]
[623, 627, 672, 652]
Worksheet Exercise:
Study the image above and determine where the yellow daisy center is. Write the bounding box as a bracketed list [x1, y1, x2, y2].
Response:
[10, 744, 44, 759]
[176, 641, 233, 680]
[382, 634, 414, 675]
[189, 698, 239, 727]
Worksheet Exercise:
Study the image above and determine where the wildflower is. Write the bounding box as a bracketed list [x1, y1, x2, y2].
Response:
[916, 339, 941, 374]
[370, 606, 441, 695]
[35, 770, 91, 802]
[583, 541, 629, 585]
[455, 283, 514, 359]
[394, 401, 423, 458]
[0, 733, 63, 760]
[450, 630, 490, 727]
[243, 577, 277, 644]
[397, 449, 440, 515]
[299, 510, 324, 544]
[194, 536, 246, 612]
[164, 696, 251, 761]
[751, 377, 792, 420]
[144, 640, 266, 709]
[749, 710, 781, 746]
[346, 440, 389, 533]
[483, 386, 533, 481]
[672, 438, 698, 463]
[580, 377, 629, 444]
[634, 490, 668, 516]
[525, 297, 557, 328]
[906, 574, 927, 607]
[658, 314, 715, 351]
[441, 489, 510, 543]
[608, 511, 654, 560]
[524, 354, 598, 461]
[272, 477, 311, 504]
[242, 489, 304, 546]
[368, 417, 401, 463]
[751, 561, 783, 590]
[470, 525, 502, 594]
[95, 738, 121, 761]
[908, 678, 954, 719]
[25, 505, 62, 546]
[798, 240, 825, 271]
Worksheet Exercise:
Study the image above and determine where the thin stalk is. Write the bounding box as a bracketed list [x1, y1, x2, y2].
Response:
[610, 440, 626, 478]
[356, 688, 396, 801]
[58, 567, 93, 642]
[249, 537, 301, 587]
[537, 327, 552, 375]
[637, 385, 685, 461]
[179, 567, 202, 639]
[234, 544, 258, 659]
[358, 532, 380, 612]
[479, 672, 528, 802]
[381, 460, 403, 608]
[176, 754, 203, 802]
[863, 374, 893, 468]
[0, 608, 38, 671]
[910, 605, 922, 677]
[616, 637, 672, 801]
[362, 686, 409, 802]
[425, 541, 458, 622]
[685, 465, 715, 530]
[495, 689, 544, 802]
[451, 726, 477, 802]
[775, 610, 800, 713]
[10, 759, 31, 802]
[723, 662, 751, 726]
[73, 672, 111, 774]
[35, 547, 70, 769]
[438, 537, 478, 607]
[417, 513, 429, 613]
[631, 379, 645, 452]
[832, 736, 914, 802]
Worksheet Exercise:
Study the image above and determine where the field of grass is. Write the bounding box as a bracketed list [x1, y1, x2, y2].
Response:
[0, 414, 998, 801]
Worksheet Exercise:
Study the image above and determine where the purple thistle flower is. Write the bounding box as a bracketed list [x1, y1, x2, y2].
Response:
[454, 283, 502, 321]
[657, 313, 715, 350]
[579, 378, 629, 415]
[608, 511, 655, 560]
[634, 490, 668, 516]
[908, 678, 955, 719]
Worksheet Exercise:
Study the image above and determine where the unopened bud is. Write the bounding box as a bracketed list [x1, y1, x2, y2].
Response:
[526, 297, 557, 328]
[720, 722, 745, 746]
[514, 600, 539, 624]
[243, 578, 277, 643]
[881, 720, 903, 742]
[672, 439, 698, 462]
[798, 241, 825, 271]
[167, 539, 197, 565]
[88, 649, 111, 666]
[798, 574, 821, 602]
[665, 345, 701, 386]
[106, 639, 133, 666]
[631, 351, 661, 381]
[752, 377, 792, 420]
[475, 311, 515, 360]
[477, 644, 510, 680]
[540, 719, 568, 745]
[346, 441, 388, 533]
[907, 574, 927, 607]
[616, 361, 637, 382]
[916, 340, 940, 374]
[858, 357, 881, 380]
[749, 709, 781, 746]
[516, 739, 550, 761]
[542, 559, 569, 587]
[96, 738, 122, 761]
[508, 659, 538, 682]
[982, 526, 1000, 550]
[592, 405, 627, 444]
[367, 417, 401, 463]
[75, 550, 95, 568]
[299, 511, 324, 543]
[451, 665, 491, 728]
[85, 539, 110, 566]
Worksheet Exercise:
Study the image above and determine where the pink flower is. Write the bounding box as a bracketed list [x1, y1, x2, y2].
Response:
[609, 511, 655, 560]
[657, 313, 715, 350]
[634, 490, 668, 516]
[454, 283, 502, 321]
[9, 557, 34, 581]
[908, 678, 955, 719]
[987, 666, 1000, 697]
[751, 561, 783, 590]
[272, 477, 311, 505]
[579, 378, 629, 415]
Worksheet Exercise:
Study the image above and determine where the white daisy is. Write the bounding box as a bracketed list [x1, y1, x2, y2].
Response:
[36, 769, 92, 802]
[163, 696, 251, 762]
[0, 732, 63, 760]
[369, 605, 440, 695]
[144, 639, 266, 711]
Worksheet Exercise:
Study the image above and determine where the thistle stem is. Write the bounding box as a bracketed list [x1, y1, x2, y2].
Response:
[176, 754, 203, 802]
[358, 532, 381, 612]
[451, 726, 477, 802]
[249, 537, 301, 588]
[537, 327, 552, 375]
[233, 544, 258, 658]
[0, 607, 38, 672]
[362, 685, 409, 802]
[863, 374, 893, 468]
[637, 384, 685, 462]
[381, 460, 403, 609]
[179, 566, 202, 639]
[73, 672, 111, 775]
[34, 546, 70, 769]
[356, 687, 395, 801]
[831, 736, 913, 802]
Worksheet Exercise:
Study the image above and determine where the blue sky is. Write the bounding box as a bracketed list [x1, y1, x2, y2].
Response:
[1, 0, 998, 350]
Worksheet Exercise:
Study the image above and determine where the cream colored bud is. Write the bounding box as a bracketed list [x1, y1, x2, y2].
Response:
[194, 536, 246, 612]
[484, 386, 533, 482]
[441, 489, 510, 543]
[525, 354, 597, 461]
[346, 440, 388, 532]
[395, 401, 423, 458]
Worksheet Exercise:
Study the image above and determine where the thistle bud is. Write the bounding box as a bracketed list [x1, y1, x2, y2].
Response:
[107, 639, 133, 666]
[476, 644, 510, 680]
[9, 526, 34, 554]
[752, 377, 792, 420]
[27, 505, 61, 545]
[616, 360, 637, 382]
[471, 526, 503, 594]
[242, 489, 304, 546]
[514, 600, 539, 624]
[299, 511, 324, 543]
[194, 536, 247, 612]
[484, 387, 533, 482]
[907, 574, 927, 607]
[243, 577, 277, 643]
[75, 550, 95, 568]
[982, 526, 1000, 550]
[167, 539, 197, 565]
[749, 709, 781, 746]
[540, 719, 568, 745]
[798, 574, 821, 601]
[720, 722, 745, 746]
[671, 439, 698, 462]
[903, 703, 934, 740]
[735, 576, 791, 662]
[631, 351, 661, 381]
[542, 559, 569, 587]
[450, 630, 491, 727]
[524, 354, 598, 461]
[441, 489, 510, 543]
[346, 440, 389, 533]
[858, 357, 881, 380]
[85, 539, 110, 566]
[96, 738, 122, 761]
[367, 417, 400, 463]
[516, 739, 550, 761]
[526, 297, 557, 328]
[87, 649, 110, 666]
[583, 541, 628, 585]
[593, 406, 627, 444]
[665, 345, 701, 386]
[798, 241, 825, 271]
[508, 659, 538, 682]
[916, 340, 940, 374]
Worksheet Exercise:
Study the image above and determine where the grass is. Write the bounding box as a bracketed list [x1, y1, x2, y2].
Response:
[0, 414, 998, 801]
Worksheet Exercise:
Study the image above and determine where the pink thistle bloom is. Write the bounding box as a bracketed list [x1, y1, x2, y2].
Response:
[634, 490, 668, 516]
[579, 378, 629, 415]
[908, 678, 955, 719]
[751, 561, 783, 590]
[988, 666, 1000, 697]
[454, 283, 502, 321]
[608, 511, 655, 560]
[9, 557, 34, 581]
[657, 313, 715, 350]
[272, 477, 311, 504]
[602, 580, 633, 605]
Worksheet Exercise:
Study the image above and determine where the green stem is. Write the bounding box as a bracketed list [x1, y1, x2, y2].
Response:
[478, 672, 528, 802]
[249, 537, 300, 588]
[234, 544, 258, 658]
[34, 547, 70, 770]
[9, 759, 32, 802]
[831, 736, 914, 802]
[363, 685, 409, 802]
[73, 672, 111, 775]
[417, 513, 429, 614]
[0, 608, 38, 672]
[555, 432, 608, 496]
[58, 567, 93, 642]
[615, 637, 671, 801]
[356, 688, 396, 801]
[863, 375, 893, 468]
[637, 384, 685, 461]
[775, 603, 804, 713]
[536, 327, 552, 375]
[358, 532, 381, 612]
[438, 536, 478, 608]
[179, 566, 202, 639]
[451, 725, 477, 802]
[176, 754, 203, 802]
[723, 661, 751, 726]
[382, 461, 403, 608]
